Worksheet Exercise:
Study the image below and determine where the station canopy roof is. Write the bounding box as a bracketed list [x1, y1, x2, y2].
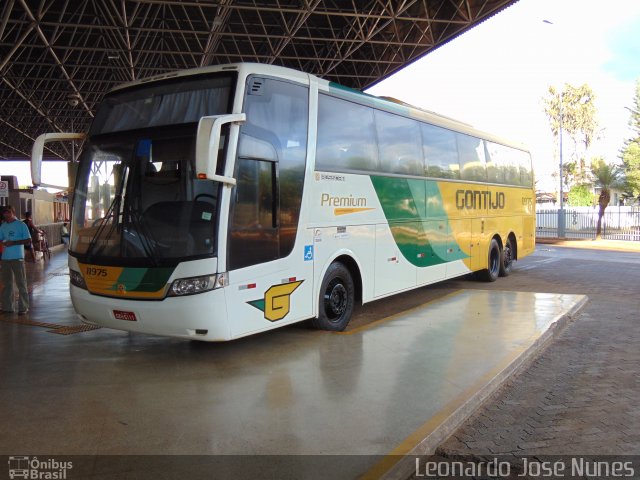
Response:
[0, 0, 516, 161]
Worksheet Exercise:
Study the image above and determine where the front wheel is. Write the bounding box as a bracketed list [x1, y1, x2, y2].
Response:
[499, 237, 515, 277]
[310, 262, 355, 331]
[479, 238, 501, 282]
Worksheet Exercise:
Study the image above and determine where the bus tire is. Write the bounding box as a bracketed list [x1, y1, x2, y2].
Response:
[500, 236, 515, 277]
[311, 262, 355, 332]
[479, 238, 501, 282]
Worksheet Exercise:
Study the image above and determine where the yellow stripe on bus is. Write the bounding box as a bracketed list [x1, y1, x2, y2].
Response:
[334, 207, 375, 216]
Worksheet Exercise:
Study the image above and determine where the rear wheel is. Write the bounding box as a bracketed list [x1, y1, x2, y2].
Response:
[479, 238, 501, 282]
[310, 262, 355, 331]
[499, 236, 515, 277]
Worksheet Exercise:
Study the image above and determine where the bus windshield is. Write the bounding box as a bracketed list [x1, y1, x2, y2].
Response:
[90, 74, 233, 135]
[70, 74, 235, 266]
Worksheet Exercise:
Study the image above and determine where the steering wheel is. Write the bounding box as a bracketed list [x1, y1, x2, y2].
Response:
[194, 193, 216, 203]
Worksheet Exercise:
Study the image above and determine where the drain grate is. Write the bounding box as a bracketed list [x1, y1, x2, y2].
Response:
[2, 318, 62, 329]
[48, 324, 102, 335]
[1, 316, 101, 335]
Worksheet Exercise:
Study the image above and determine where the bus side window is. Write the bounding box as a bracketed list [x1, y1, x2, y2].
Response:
[231, 76, 308, 268]
[486, 141, 505, 184]
[375, 110, 423, 176]
[316, 94, 378, 172]
[503, 151, 520, 185]
[457, 133, 487, 182]
[517, 150, 533, 186]
[229, 158, 278, 270]
[421, 123, 460, 179]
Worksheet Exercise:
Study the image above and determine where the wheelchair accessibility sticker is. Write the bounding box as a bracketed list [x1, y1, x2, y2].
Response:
[304, 245, 313, 261]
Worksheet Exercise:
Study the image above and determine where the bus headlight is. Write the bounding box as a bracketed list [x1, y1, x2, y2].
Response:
[167, 273, 226, 297]
[70, 269, 88, 290]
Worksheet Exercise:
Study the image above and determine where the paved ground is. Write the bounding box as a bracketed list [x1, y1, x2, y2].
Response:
[418, 243, 640, 464]
[16, 245, 68, 291]
[1, 245, 591, 480]
[5, 241, 640, 477]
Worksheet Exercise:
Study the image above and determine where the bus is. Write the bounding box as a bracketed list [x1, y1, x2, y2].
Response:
[31, 63, 535, 341]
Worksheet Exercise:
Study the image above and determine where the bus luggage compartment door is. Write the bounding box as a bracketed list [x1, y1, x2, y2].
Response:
[374, 222, 416, 297]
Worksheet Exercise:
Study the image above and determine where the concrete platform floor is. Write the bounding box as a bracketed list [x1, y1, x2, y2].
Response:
[0, 251, 586, 479]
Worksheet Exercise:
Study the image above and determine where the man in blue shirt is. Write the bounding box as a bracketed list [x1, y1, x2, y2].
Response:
[0, 206, 31, 314]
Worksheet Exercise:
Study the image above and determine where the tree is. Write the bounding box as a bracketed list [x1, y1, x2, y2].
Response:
[543, 84, 598, 189]
[620, 79, 640, 197]
[567, 184, 594, 206]
[591, 158, 624, 239]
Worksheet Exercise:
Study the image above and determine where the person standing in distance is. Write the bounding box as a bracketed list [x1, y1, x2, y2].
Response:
[0, 206, 31, 314]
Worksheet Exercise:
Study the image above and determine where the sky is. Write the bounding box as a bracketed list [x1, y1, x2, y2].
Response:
[366, 0, 640, 192]
[4, 0, 640, 193]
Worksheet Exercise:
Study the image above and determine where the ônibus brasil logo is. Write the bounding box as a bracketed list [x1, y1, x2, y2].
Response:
[8, 456, 72, 479]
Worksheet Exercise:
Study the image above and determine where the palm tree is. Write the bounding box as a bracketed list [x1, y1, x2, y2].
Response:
[591, 159, 624, 239]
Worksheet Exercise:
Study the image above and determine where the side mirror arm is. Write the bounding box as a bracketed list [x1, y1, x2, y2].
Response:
[195, 113, 246, 186]
[31, 132, 86, 189]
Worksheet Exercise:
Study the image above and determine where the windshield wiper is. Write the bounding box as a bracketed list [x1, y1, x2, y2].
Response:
[123, 203, 159, 267]
[85, 194, 121, 259]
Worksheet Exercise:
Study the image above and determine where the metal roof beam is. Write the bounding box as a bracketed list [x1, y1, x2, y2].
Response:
[1, 24, 443, 47]
[18, 0, 94, 117]
[319, 1, 420, 76]
[267, 0, 321, 63]
[127, 0, 468, 23]
[0, 117, 61, 159]
[199, 0, 232, 67]
[0, 0, 517, 160]
[2, 77, 62, 132]
[0, 138, 34, 160]
[0, 22, 35, 74]
[120, 0, 137, 80]
[0, 0, 16, 40]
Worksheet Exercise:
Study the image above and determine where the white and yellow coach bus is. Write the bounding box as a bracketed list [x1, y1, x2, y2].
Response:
[31, 63, 535, 341]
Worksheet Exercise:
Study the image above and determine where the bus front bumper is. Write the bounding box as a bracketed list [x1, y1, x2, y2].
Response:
[70, 285, 231, 341]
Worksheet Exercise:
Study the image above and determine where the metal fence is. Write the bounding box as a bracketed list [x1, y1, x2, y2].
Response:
[537, 206, 640, 241]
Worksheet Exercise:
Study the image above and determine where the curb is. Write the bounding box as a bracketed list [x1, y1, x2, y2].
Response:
[536, 238, 640, 253]
[380, 294, 589, 480]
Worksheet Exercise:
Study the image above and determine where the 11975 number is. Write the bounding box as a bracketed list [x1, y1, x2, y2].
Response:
[85, 267, 107, 277]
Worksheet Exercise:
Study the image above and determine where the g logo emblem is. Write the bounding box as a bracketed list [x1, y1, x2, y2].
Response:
[247, 280, 304, 321]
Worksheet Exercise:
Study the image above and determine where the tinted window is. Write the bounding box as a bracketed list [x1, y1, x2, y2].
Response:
[230, 77, 309, 268]
[229, 158, 278, 270]
[71, 128, 221, 266]
[516, 150, 533, 186]
[457, 133, 487, 182]
[503, 153, 520, 185]
[91, 74, 234, 135]
[421, 123, 460, 179]
[485, 141, 505, 184]
[316, 95, 378, 172]
[375, 110, 423, 176]
[239, 77, 308, 167]
[486, 142, 532, 186]
[486, 141, 521, 185]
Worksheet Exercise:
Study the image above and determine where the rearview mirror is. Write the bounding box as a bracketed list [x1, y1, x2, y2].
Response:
[195, 113, 246, 186]
[31, 132, 86, 189]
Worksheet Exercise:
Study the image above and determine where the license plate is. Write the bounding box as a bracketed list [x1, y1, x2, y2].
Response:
[113, 310, 137, 321]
